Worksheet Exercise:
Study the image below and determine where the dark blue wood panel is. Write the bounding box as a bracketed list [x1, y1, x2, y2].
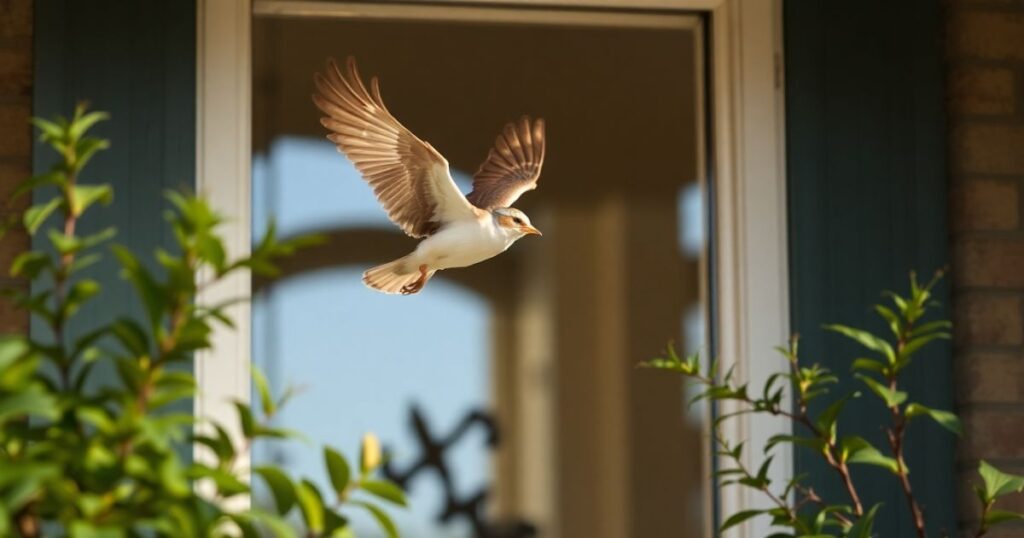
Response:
[32, 1, 196, 426]
[785, 0, 954, 536]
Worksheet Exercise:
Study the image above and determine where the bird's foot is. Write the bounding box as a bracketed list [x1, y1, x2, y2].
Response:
[401, 264, 430, 295]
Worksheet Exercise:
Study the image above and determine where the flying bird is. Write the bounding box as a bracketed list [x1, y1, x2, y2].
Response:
[312, 57, 545, 295]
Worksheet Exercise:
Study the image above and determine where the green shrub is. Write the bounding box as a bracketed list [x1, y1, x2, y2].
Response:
[644, 272, 1023, 537]
[0, 105, 405, 537]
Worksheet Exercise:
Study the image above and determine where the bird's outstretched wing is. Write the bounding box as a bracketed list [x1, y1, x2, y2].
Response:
[312, 57, 481, 238]
[466, 116, 546, 210]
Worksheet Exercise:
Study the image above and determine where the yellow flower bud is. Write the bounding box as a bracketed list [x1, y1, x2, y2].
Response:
[361, 432, 382, 473]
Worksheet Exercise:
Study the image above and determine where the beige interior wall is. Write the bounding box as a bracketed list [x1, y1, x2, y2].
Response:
[253, 14, 705, 537]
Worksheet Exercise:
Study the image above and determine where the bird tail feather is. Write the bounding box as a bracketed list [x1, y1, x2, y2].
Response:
[362, 256, 421, 294]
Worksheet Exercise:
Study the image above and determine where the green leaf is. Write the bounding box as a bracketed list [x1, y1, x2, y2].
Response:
[824, 324, 895, 363]
[899, 332, 949, 363]
[855, 374, 906, 408]
[254, 466, 297, 515]
[874, 304, 901, 336]
[74, 137, 110, 171]
[68, 110, 109, 141]
[815, 392, 858, 442]
[0, 386, 59, 422]
[766, 434, 825, 453]
[63, 278, 101, 317]
[324, 446, 351, 498]
[233, 401, 256, 439]
[253, 367, 275, 418]
[110, 317, 150, 356]
[10, 251, 52, 279]
[68, 521, 124, 538]
[353, 501, 398, 538]
[188, 465, 249, 497]
[719, 509, 764, 532]
[12, 171, 64, 199]
[361, 479, 406, 507]
[31, 117, 65, 145]
[905, 403, 962, 436]
[845, 503, 881, 538]
[23, 197, 62, 235]
[112, 245, 167, 328]
[241, 509, 298, 538]
[70, 184, 113, 216]
[984, 509, 1024, 526]
[979, 460, 1024, 502]
[49, 227, 115, 256]
[910, 320, 952, 338]
[841, 436, 899, 474]
[296, 479, 325, 533]
[850, 357, 888, 375]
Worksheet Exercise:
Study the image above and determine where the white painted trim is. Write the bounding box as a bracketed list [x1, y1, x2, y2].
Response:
[195, 0, 253, 483]
[200, 0, 788, 534]
[707, 1, 791, 537]
[255, 0, 700, 29]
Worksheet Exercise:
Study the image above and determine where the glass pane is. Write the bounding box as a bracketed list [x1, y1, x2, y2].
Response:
[252, 10, 707, 538]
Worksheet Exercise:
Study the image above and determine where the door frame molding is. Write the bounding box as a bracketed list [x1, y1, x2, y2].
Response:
[195, 1, 789, 535]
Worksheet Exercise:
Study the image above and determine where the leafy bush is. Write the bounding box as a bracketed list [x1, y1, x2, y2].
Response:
[644, 273, 1024, 537]
[0, 105, 406, 537]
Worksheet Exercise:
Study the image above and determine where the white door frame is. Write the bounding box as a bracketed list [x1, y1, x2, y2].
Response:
[195, 1, 789, 535]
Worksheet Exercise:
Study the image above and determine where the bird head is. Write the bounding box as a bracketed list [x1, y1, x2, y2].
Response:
[493, 207, 542, 239]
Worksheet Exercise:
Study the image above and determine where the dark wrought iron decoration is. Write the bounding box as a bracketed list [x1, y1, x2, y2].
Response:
[383, 404, 537, 538]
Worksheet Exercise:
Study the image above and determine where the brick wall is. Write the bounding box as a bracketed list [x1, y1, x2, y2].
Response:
[0, 0, 31, 336]
[948, 1, 1024, 535]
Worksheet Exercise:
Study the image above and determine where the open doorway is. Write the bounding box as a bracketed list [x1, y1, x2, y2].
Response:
[250, 5, 708, 537]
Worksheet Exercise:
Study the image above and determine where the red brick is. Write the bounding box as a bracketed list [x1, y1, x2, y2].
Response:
[955, 237, 1024, 288]
[0, 47, 32, 98]
[948, 66, 1017, 117]
[0, 104, 30, 158]
[958, 351, 1024, 404]
[951, 124, 1024, 175]
[0, 228, 27, 272]
[962, 408, 1024, 460]
[0, 161, 30, 213]
[0, 0, 32, 40]
[949, 10, 1024, 61]
[954, 294, 1023, 346]
[978, 528, 1024, 538]
[951, 179, 1019, 231]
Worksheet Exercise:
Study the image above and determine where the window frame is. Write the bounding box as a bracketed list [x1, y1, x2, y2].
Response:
[195, 1, 789, 535]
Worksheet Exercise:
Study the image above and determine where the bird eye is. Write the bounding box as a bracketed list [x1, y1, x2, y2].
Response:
[513, 217, 523, 225]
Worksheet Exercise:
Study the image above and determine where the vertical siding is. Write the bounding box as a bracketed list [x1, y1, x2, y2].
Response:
[785, 0, 954, 536]
[32, 2, 196, 411]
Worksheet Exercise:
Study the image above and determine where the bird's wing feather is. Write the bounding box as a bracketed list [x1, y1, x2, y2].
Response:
[312, 57, 481, 238]
[467, 116, 546, 210]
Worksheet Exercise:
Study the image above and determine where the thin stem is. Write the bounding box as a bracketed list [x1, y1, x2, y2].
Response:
[714, 431, 809, 534]
[50, 170, 79, 392]
[885, 324, 927, 538]
[794, 484, 854, 527]
[782, 358, 866, 517]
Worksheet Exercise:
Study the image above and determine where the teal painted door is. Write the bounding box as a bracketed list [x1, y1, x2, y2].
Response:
[785, 0, 955, 536]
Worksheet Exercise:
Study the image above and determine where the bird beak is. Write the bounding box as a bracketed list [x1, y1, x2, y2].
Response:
[520, 224, 543, 237]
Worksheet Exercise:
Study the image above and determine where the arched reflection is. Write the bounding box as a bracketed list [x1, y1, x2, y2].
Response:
[253, 267, 492, 538]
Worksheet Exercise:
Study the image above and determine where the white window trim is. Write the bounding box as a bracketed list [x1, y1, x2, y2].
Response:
[195, 1, 789, 535]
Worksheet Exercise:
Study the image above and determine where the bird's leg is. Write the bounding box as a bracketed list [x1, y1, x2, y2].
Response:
[401, 264, 430, 295]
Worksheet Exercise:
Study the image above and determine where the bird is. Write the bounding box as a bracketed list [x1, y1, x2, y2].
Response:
[311, 57, 545, 295]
